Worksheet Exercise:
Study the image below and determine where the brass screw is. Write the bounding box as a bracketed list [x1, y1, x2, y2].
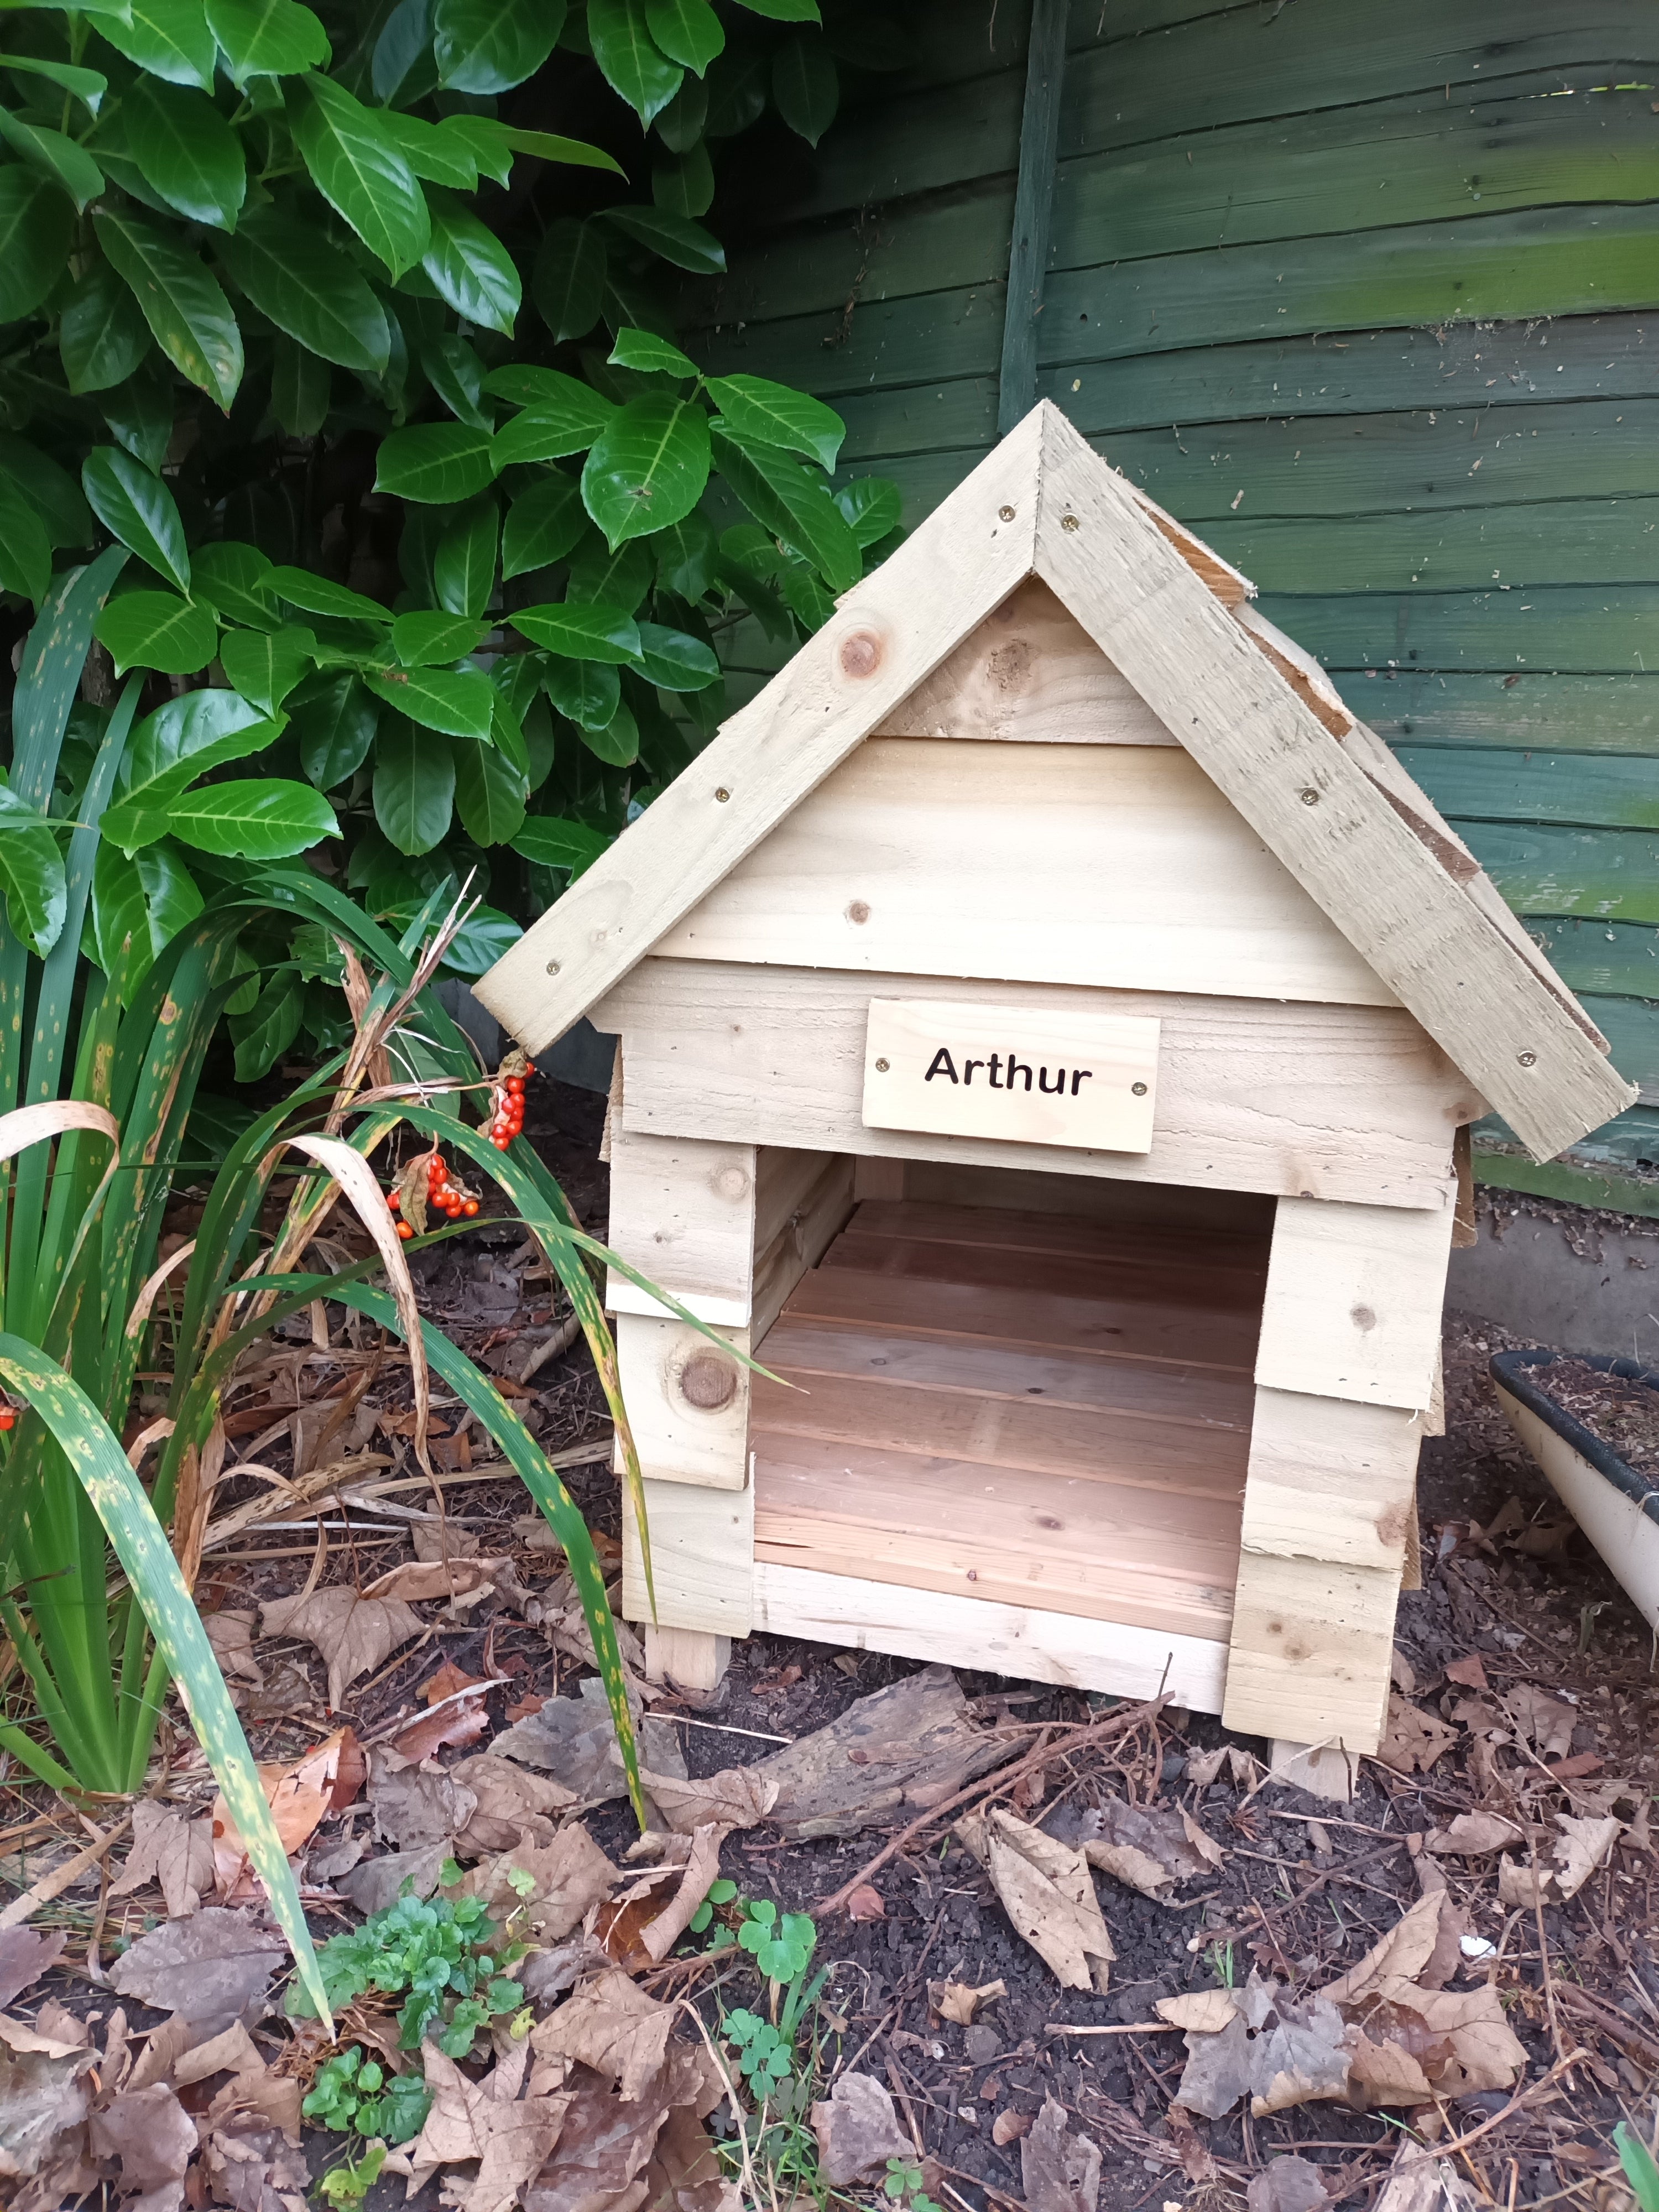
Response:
[1061, 514, 1080, 532]
[874, 1057, 890, 1072]
[1300, 787, 1321, 805]
[1518, 1050, 1537, 1067]
[998, 505, 1016, 521]
[714, 786, 730, 802]
[546, 959, 560, 975]
[1131, 1081, 1147, 1096]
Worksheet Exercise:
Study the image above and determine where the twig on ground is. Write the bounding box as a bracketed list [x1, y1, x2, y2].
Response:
[1390, 2053, 1577, 2170]
[1046, 2021, 1182, 2036]
[0, 1810, 133, 1929]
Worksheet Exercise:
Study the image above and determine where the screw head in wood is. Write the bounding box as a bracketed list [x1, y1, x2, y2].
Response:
[874, 1057, 889, 1072]
[1061, 513, 1081, 531]
[998, 505, 1016, 521]
[545, 959, 560, 974]
[714, 786, 730, 802]
[838, 629, 882, 679]
[1518, 1050, 1537, 1067]
[1131, 1081, 1147, 1095]
[846, 899, 870, 924]
[1300, 787, 1321, 805]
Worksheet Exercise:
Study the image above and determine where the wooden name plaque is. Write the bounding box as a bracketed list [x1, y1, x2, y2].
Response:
[860, 997, 1160, 1154]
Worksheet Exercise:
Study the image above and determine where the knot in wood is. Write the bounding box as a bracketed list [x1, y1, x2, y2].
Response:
[838, 629, 882, 679]
[678, 1350, 737, 1411]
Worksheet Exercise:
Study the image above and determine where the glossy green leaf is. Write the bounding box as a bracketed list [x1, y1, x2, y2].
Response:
[581, 394, 709, 550]
[95, 589, 219, 676]
[732, 0, 818, 17]
[421, 187, 519, 333]
[375, 421, 497, 503]
[205, 0, 330, 81]
[633, 619, 719, 691]
[390, 609, 486, 665]
[291, 671, 378, 788]
[609, 324, 699, 379]
[566, 529, 653, 610]
[603, 203, 724, 273]
[378, 108, 475, 190]
[218, 205, 392, 374]
[0, 1332, 331, 2025]
[705, 372, 842, 472]
[218, 623, 316, 714]
[91, 836, 203, 1001]
[651, 139, 713, 218]
[541, 655, 619, 731]
[364, 663, 494, 738]
[452, 733, 526, 844]
[834, 475, 902, 547]
[776, 549, 834, 629]
[60, 259, 150, 395]
[373, 719, 455, 853]
[579, 696, 638, 765]
[530, 217, 606, 343]
[702, 45, 766, 135]
[228, 967, 302, 1077]
[0, 55, 107, 114]
[711, 421, 860, 591]
[0, 481, 50, 607]
[654, 71, 707, 151]
[96, 209, 244, 409]
[588, 0, 682, 123]
[0, 169, 72, 322]
[653, 511, 714, 598]
[501, 474, 584, 578]
[270, 333, 331, 435]
[771, 32, 836, 144]
[645, 0, 722, 72]
[0, 434, 92, 548]
[0, 785, 66, 954]
[0, 106, 104, 210]
[420, 332, 488, 429]
[435, 495, 498, 615]
[432, 899, 520, 974]
[513, 600, 641, 662]
[291, 72, 429, 278]
[433, 0, 566, 92]
[101, 359, 174, 472]
[372, 0, 437, 103]
[102, 691, 276, 847]
[267, 566, 390, 622]
[510, 813, 608, 876]
[101, 0, 218, 90]
[478, 121, 624, 172]
[82, 446, 191, 592]
[166, 778, 340, 857]
[191, 540, 280, 627]
[124, 76, 246, 228]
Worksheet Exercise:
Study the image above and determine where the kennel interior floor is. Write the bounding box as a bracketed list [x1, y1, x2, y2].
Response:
[749, 1196, 1271, 1643]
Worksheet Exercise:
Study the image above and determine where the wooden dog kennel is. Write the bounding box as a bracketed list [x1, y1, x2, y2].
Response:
[478, 404, 1632, 1766]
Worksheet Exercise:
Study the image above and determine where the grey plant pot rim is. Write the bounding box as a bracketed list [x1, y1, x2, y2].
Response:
[1490, 1348, 1659, 1528]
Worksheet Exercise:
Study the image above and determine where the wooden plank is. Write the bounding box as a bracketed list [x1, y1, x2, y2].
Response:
[852, 1156, 907, 1202]
[603, 958, 1477, 1211]
[604, 1128, 757, 1326]
[751, 1147, 856, 1343]
[1031, 403, 1634, 1156]
[752, 1561, 1229, 1709]
[755, 1316, 1256, 1437]
[644, 1625, 730, 1691]
[842, 1197, 1271, 1278]
[1464, 822, 1659, 925]
[872, 578, 1178, 745]
[614, 1311, 750, 1491]
[622, 1474, 754, 1637]
[1221, 1551, 1401, 1754]
[1211, 499, 1659, 596]
[898, 1157, 1276, 1238]
[997, 0, 1067, 434]
[1237, 1386, 1421, 1572]
[862, 994, 1161, 1155]
[1345, 672, 1659, 755]
[784, 1265, 1259, 1372]
[474, 409, 1044, 1055]
[1524, 921, 1659, 1001]
[820, 1230, 1265, 1314]
[1253, 1196, 1456, 1410]
[750, 1358, 1249, 1496]
[653, 739, 1400, 1010]
[1272, 585, 1659, 675]
[1402, 748, 1659, 831]
[752, 1432, 1240, 1639]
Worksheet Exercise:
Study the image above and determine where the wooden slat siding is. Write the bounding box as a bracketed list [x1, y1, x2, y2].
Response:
[750, 1147, 857, 1342]
[599, 958, 1478, 1210]
[620, 1473, 754, 1637]
[1031, 411, 1631, 1155]
[998, 0, 1068, 434]
[1399, 750, 1659, 830]
[821, 1233, 1266, 1316]
[1253, 1197, 1458, 1411]
[653, 738, 1399, 1009]
[898, 1156, 1276, 1238]
[1222, 1552, 1402, 1752]
[845, 1196, 1271, 1276]
[613, 1312, 750, 1491]
[474, 413, 1045, 1055]
[1237, 1389, 1422, 1574]
[602, 1126, 757, 1326]
[1348, 674, 1659, 754]
[1526, 921, 1659, 1000]
[752, 1562, 1230, 1709]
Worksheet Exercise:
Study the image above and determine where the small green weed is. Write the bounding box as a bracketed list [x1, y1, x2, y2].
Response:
[885, 2157, 946, 2212]
[315, 2138, 387, 2208]
[1615, 2120, 1659, 2212]
[288, 1887, 525, 2058]
[302, 2048, 431, 2145]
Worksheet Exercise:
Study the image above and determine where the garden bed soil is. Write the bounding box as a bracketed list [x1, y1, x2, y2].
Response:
[1530, 1357, 1659, 1484]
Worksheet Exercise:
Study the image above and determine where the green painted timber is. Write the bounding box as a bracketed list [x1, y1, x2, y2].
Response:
[693, 0, 1659, 1214]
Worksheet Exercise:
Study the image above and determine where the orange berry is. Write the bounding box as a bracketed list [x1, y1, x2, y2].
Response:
[387, 1190, 400, 1209]
[462, 1199, 479, 1217]
[505, 1076, 525, 1095]
[396, 1221, 414, 1241]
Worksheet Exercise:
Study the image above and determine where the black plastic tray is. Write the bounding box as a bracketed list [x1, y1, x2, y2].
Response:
[1490, 1348, 1659, 1529]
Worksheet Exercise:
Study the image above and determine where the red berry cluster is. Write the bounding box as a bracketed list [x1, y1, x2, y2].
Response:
[488, 1065, 533, 1150]
[387, 1153, 479, 1239]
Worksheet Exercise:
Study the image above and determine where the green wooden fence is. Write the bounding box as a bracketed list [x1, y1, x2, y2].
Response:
[686, 0, 1659, 1217]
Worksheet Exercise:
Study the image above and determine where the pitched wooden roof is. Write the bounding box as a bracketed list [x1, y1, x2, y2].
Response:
[477, 401, 1634, 1162]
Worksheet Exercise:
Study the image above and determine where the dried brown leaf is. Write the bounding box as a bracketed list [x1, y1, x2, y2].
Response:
[212, 1727, 362, 1900]
[463, 1822, 618, 1945]
[0, 1930, 64, 2013]
[205, 1608, 265, 1688]
[1426, 1813, 1524, 1857]
[811, 2071, 915, 2187]
[634, 1765, 779, 1834]
[530, 1971, 671, 2100]
[957, 1807, 1114, 1993]
[259, 1587, 425, 1710]
[1078, 1797, 1223, 1898]
[87, 2080, 195, 2196]
[1157, 1990, 1240, 2033]
[406, 2043, 570, 2211]
[846, 1884, 886, 1922]
[1246, 2154, 1333, 2212]
[108, 1800, 215, 1918]
[1021, 2096, 1101, 2212]
[929, 1978, 1005, 2026]
[1374, 1694, 1460, 1775]
[450, 1754, 579, 1858]
[107, 1908, 286, 2035]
